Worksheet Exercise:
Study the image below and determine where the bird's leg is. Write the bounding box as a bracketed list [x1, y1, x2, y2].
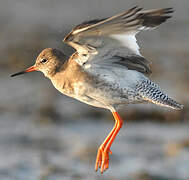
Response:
[95, 111, 123, 173]
[95, 119, 118, 171]
[101, 112, 123, 173]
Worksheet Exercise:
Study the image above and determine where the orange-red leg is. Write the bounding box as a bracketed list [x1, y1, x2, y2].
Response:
[95, 111, 123, 174]
[95, 119, 118, 171]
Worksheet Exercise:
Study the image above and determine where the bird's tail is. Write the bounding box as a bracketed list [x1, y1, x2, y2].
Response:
[137, 79, 184, 110]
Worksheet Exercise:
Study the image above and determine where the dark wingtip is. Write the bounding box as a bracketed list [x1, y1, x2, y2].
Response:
[163, 7, 174, 14]
[130, 6, 138, 10]
[130, 6, 143, 12]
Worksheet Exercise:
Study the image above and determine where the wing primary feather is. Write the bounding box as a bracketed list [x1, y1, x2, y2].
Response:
[122, 7, 143, 20]
[113, 55, 152, 75]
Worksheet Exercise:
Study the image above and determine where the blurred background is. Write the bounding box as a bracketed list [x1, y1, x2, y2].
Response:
[0, 0, 189, 179]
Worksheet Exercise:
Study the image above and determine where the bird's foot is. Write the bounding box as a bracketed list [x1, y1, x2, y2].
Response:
[95, 145, 112, 174]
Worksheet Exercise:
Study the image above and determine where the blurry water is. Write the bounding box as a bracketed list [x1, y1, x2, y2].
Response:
[0, 113, 189, 180]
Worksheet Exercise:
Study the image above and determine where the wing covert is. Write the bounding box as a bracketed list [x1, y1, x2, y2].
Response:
[63, 6, 173, 74]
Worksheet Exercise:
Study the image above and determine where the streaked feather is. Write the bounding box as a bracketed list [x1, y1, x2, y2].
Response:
[137, 79, 183, 110]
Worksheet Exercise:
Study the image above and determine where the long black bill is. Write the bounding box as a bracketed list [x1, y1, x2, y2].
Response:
[10, 66, 38, 77]
[11, 71, 27, 77]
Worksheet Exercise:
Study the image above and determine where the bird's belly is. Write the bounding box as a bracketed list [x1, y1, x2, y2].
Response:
[74, 95, 108, 109]
[52, 80, 110, 109]
[71, 82, 109, 109]
[72, 80, 142, 109]
[52, 68, 145, 109]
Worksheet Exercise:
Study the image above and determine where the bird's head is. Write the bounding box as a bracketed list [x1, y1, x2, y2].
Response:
[11, 48, 67, 78]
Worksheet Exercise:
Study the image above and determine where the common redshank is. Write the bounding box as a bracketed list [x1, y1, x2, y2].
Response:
[11, 7, 183, 173]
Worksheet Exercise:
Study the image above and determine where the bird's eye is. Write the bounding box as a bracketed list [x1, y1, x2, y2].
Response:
[41, 59, 48, 63]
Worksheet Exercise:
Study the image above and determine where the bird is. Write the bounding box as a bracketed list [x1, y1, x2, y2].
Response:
[11, 6, 183, 174]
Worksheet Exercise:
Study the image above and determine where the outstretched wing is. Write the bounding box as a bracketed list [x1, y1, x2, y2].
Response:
[63, 6, 173, 74]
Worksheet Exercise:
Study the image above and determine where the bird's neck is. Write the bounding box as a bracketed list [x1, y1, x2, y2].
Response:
[46, 56, 69, 78]
[49, 55, 89, 96]
[48, 58, 75, 95]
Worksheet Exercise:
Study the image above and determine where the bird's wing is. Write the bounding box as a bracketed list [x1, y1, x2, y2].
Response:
[63, 6, 173, 74]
